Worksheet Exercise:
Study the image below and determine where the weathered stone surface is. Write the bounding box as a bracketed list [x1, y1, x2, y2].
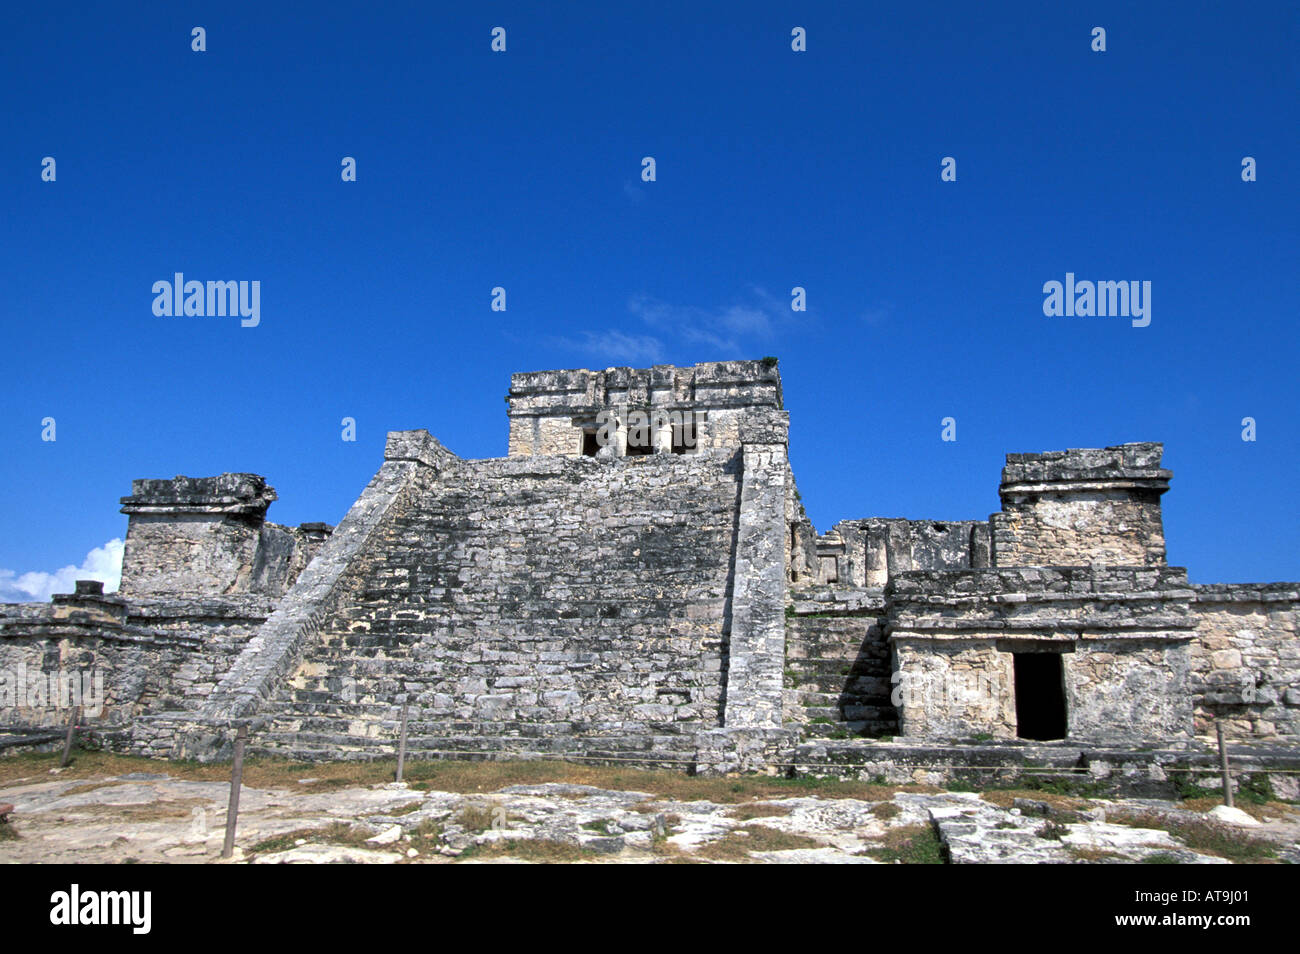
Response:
[7, 769, 1292, 864]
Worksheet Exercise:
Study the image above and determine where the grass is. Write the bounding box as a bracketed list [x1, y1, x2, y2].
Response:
[1175, 796, 1295, 822]
[693, 824, 821, 861]
[1177, 773, 1285, 807]
[0, 751, 937, 804]
[1038, 821, 1070, 841]
[0, 823, 18, 842]
[454, 803, 500, 832]
[407, 818, 442, 853]
[862, 823, 945, 864]
[248, 821, 374, 855]
[727, 802, 796, 821]
[869, 802, 901, 820]
[1110, 811, 1278, 863]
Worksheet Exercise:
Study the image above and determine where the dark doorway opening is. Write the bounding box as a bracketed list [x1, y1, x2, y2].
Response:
[581, 429, 600, 457]
[1013, 653, 1067, 741]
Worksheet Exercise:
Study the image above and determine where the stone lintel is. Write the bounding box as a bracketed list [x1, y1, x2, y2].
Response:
[120, 473, 277, 517]
[1000, 443, 1172, 499]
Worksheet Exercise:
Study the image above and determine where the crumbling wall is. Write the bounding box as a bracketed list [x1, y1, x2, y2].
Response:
[824, 518, 989, 589]
[119, 474, 331, 597]
[1190, 584, 1300, 741]
[0, 585, 273, 727]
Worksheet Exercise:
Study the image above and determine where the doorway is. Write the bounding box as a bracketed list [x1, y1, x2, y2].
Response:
[1012, 652, 1067, 741]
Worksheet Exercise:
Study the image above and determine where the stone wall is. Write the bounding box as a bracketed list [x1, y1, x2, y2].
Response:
[887, 566, 1196, 744]
[1190, 584, 1300, 741]
[0, 583, 273, 728]
[991, 443, 1169, 567]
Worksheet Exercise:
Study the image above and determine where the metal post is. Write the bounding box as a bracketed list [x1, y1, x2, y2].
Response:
[396, 701, 409, 783]
[222, 724, 249, 859]
[1216, 720, 1233, 808]
[59, 705, 81, 768]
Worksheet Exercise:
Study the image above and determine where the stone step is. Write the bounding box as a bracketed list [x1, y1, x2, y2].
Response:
[800, 703, 899, 723]
[250, 730, 699, 762]
[792, 687, 894, 708]
[264, 716, 713, 739]
[785, 657, 890, 678]
[800, 721, 895, 739]
[785, 634, 887, 660]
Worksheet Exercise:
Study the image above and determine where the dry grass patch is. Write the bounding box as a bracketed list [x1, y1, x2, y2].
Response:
[979, 789, 1091, 813]
[1, 752, 946, 806]
[1176, 797, 1296, 822]
[870, 802, 901, 820]
[248, 821, 374, 854]
[454, 803, 500, 832]
[1109, 811, 1277, 863]
[59, 797, 212, 822]
[727, 802, 796, 821]
[693, 824, 820, 861]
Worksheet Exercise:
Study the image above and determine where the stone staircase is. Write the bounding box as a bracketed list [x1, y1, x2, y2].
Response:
[785, 587, 897, 740]
[251, 633, 710, 765]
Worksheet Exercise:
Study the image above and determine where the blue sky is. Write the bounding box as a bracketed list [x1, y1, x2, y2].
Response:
[2, 1, 1297, 596]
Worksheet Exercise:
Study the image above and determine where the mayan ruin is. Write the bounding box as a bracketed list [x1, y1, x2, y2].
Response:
[2, 361, 1296, 797]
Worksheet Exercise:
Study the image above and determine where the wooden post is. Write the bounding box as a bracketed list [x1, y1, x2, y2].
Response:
[59, 705, 81, 768]
[1216, 720, 1233, 808]
[396, 700, 409, 783]
[222, 724, 249, 859]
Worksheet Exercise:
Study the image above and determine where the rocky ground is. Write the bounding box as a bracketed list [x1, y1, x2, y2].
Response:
[1, 754, 1297, 864]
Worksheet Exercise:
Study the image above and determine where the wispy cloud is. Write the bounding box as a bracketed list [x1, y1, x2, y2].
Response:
[559, 286, 793, 367]
[0, 539, 124, 603]
[554, 329, 665, 365]
[861, 302, 893, 327]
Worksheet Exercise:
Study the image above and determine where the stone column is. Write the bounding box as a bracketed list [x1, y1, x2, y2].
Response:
[721, 409, 790, 729]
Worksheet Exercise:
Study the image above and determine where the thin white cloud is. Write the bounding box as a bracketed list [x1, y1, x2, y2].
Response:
[0, 539, 124, 603]
[554, 287, 793, 367]
[554, 329, 665, 365]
